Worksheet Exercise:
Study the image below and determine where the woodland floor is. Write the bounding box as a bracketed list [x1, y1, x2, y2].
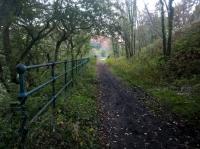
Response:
[97, 62, 200, 149]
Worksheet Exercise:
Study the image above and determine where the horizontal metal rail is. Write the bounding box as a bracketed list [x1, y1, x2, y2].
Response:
[30, 79, 72, 124]
[16, 58, 89, 145]
[24, 58, 88, 70]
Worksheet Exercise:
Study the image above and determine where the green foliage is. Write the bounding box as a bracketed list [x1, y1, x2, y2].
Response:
[0, 59, 99, 148]
[162, 22, 200, 79]
[52, 59, 99, 148]
[174, 22, 200, 52]
[0, 0, 118, 86]
[152, 88, 200, 120]
[165, 50, 200, 78]
[107, 21, 200, 122]
[0, 84, 19, 148]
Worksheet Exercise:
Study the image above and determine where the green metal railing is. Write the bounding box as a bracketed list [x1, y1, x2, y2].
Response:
[16, 58, 89, 146]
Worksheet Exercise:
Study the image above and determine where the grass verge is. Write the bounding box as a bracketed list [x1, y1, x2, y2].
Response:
[27, 59, 99, 148]
[107, 57, 200, 126]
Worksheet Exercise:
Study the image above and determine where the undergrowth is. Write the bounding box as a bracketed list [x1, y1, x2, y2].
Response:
[107, 56, 200, 126]
[0, 59, 99, 148]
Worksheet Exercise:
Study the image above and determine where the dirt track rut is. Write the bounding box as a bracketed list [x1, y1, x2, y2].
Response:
[97, 62, 200, 149]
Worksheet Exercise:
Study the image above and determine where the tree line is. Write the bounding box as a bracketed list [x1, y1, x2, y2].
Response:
[111, 0, 200, 58]
[0, 0, 199, 91]
[0, 0, 119, 90]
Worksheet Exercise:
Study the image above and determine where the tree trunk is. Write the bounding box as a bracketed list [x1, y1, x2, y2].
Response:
[125, 40, 129, 58]
[54, 32, 68, 62]
[69, 37, 75, 80]
[54, 40, 62, 62]
[160, 0, 167, 57]
[47, 53, 51, 62]
[130, 27, 134, 56]
[133, 31, 136, 55]
[0, 61, 9, 91]
[2, 23, 17, 83]
[167, 0, 174, 57]
[133, 0, 137, 55]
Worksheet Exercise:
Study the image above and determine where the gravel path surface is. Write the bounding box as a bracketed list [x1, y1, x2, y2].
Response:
[97, 62, 200, 149]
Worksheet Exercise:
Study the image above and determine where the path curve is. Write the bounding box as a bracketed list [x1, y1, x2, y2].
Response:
[97, 62, 200, 149]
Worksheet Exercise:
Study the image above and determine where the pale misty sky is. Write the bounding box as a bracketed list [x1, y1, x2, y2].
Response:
[137, 0, 182, 12]
[50, 0, 182, 14]
[137, 0, 157, 11]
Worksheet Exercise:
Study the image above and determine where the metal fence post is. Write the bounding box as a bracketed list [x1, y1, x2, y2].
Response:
[75, 59, 77, 74]
[64, 61, 67, 96]
[51, 62, 56, 132]
[16, 64, 28, 148]
[78, 59, 81, 72]
[71, 60, 74, 86]
[64, 61, 67, 85]
[80, 59, 83, 73]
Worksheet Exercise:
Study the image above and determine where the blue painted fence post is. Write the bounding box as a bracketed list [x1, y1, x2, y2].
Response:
[16, 64, 28, 147]
[64, 61, 67, 85]
[64, 61, 67, 96]
[51, 62, 56, 132]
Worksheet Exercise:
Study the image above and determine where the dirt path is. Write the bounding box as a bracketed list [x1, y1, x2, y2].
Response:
[97, 62, 200, 149]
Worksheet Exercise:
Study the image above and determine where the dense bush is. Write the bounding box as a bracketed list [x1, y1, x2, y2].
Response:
[160, 22, 200, 79]
[166, 50, 200, 78]
[174, 22, 200, 52]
